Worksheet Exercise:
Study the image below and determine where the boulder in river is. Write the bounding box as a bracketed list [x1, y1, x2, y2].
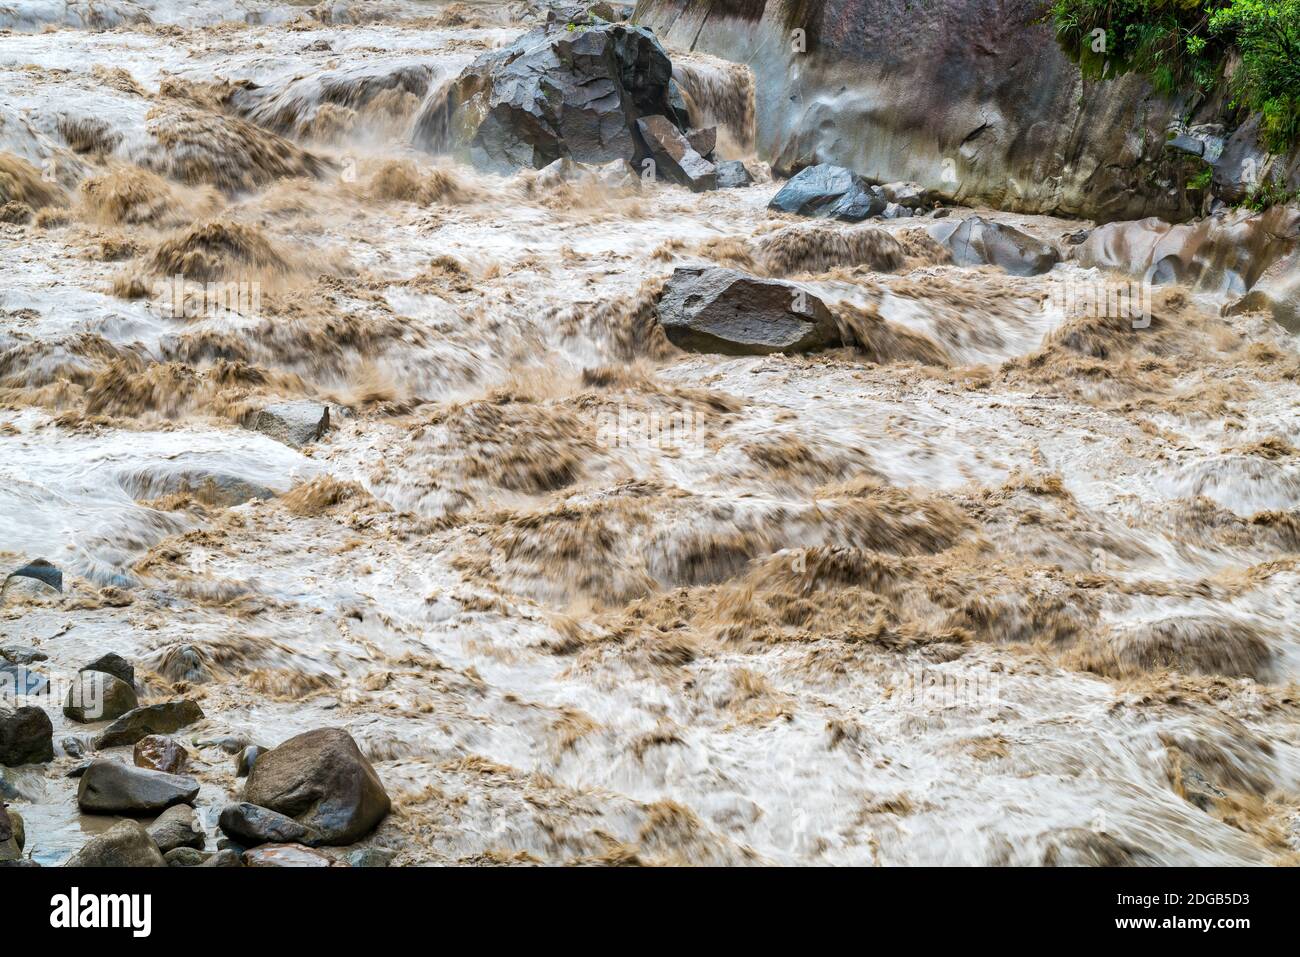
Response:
[66, 820, 166, 867]
[219, 801, 322, 847]
[77, 759, 200, 815]
[63, 671, 138, 723]
[243, 728, 391, 846]
[164, 846, 208, 867]
[415, 14, 687, 174]
[656, 266, 839, 355]
[0, 706, 54, 766]
[81, 651, 134, 687]
[148, 803, 205, 853]
[716, 159, 754, 189]
[134, 735, 188, 774]
[242, 401, 330, 450]
[637, 115, 716, 191]
[95, 699, 204, 749]
[930, 216, 1061, 276]
[768, 164, 885, 222]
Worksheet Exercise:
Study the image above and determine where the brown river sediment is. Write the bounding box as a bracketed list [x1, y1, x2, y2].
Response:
[1, 1, 1299, 866]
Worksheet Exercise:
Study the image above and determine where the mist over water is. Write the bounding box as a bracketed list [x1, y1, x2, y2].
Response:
[2, 1, 1298, 867]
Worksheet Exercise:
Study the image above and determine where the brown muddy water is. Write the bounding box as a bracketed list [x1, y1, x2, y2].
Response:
[1, 1, 1299, 866]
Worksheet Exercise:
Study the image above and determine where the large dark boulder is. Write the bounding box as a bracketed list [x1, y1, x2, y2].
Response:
[81, 652, 134, 687]
[95, 699, 204, 749]
[0, 706, 54, 766]
[148, 804, 205, 853]
[930, 216, 1061, 276]
[656, 266, 839, 355]
[66, 820, 166, 867]
[768, 164, 885, 221]
[243, 728, 390, 846]
[414, 15, 687, 174]
[77, 759, 200, 815]
[63, 671, 138, 723]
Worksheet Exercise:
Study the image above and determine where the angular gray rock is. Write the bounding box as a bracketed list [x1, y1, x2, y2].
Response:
[148, 803, 205, 853]
[95, 699, 204, 749]
[243, 728, 391, 846]
[0, 646, 47, 666]
[219, 801, 322, 847]
[656, 266, 839, 355]
[715, 160, 754, 189]
[879, 181, 932, 209]
[637, 115, 716, 191]
[65, 820, 166, 867]
[0, 706, 54, 766]
[242, 401, 330, 449]
[686, 126, 716, 159]
[768, 164, 885, 221]
[77, 759, 200, 815]
[414, 16, 686, 174]
[81, 652, 134, 687]
[930, 216, 1061, 276]
[63, 671, 138, 723]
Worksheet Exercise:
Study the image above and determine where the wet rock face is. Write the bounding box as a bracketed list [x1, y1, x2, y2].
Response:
[148, 803, 204, 854]
[635, 0, 1229, 223]
[77, 760, 200, 815]
[133, 735, 189, 774]
[637, 115, 716, 191]
[931, 216, 1062, 276]
[0, 706, 54, 767]
[219, 801, 322, 848]
[656, 266, 839, 355]
[417, 16, 685, 173]
[63, 671, 138, 723]
[243, 728, 391, 846]
[80, 651, 134, 688]
[94, 699, 204, 749]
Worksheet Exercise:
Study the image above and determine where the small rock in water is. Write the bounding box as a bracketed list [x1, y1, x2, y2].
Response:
[636, 115, 717, 192]
[219, 801, 323, 847]
[0, 646, 48, 666]
[3, 558, 62, 594]
[242, 400, 330, 449]
[66, 819, 166, 867]
[199, 848, 243, 867]
[148, 803, 205, 853]
[243, 843, 346, 867]
[195, 734, 251, 755]
[95, 699, 204, 749]
[0, 705, 54, 766]
[768, 163, 883, 221]
[157, 644, 212, 685]
[80, 652, 134, 688]
[76, 759, 200, 815]
[243, 728, 392, 846]
[345, 846, 396, 868]
[65, 760, 94, 778]
[134, 735, 189, 774]
[164, 846, 208, 867]
[686, 126, 716, 159]
[235, 744, 266, 777]
[60, 736, 86, 758]
[715, 160, 754, 189]
[656, 266, 839, 356]
[63, 671, 138, 723]
[879, 181, 931, 209]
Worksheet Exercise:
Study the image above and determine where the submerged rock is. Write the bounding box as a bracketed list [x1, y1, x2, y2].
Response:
[930, 216, 1061, 276]
[637, 114, 716, 191]
[243, 728, 391, 846]
[77, 759, 200, 815]
[768, 164, 884, 221]
[416, 15, 686, 174]
[0, 706, 54, 766]
[95, 699, 204, 749]
[656, 266, 838, 355]
[66, 820, 166, 867]
[715, 159, 753, 189]
[155, 644, 212, 685]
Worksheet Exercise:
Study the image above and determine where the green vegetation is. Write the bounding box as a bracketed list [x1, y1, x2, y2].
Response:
[1050, 0, 1300, 151]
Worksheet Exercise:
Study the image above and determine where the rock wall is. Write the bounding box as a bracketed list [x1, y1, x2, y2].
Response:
[633, 0, 1295, 224]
